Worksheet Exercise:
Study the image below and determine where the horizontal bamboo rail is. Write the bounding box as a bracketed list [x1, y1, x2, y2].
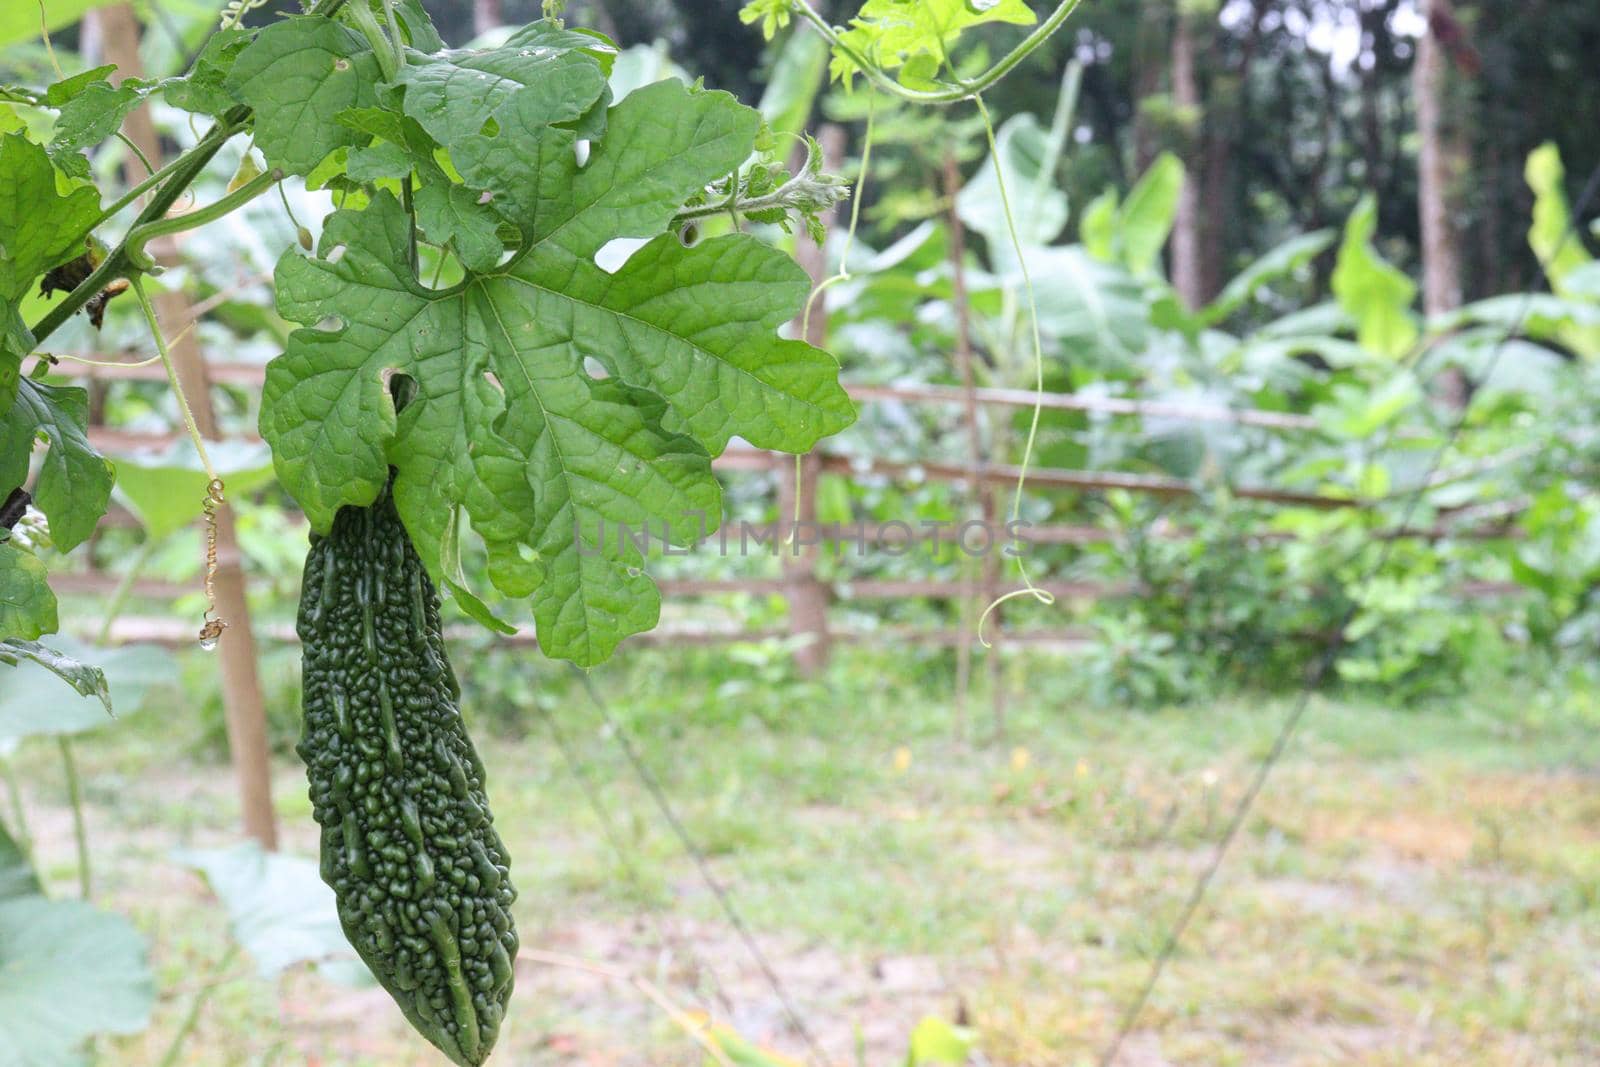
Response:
[90, 615, 1098, 651]
[54, 357, 1324, 430]
[49, 570, 1525, 611]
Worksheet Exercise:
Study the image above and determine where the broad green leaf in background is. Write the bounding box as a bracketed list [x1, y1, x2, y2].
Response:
[0, 638, 108, 711]
[111, 439, 277, 542]
[1254, 300, 1354, 340]
[1315, 374, 1422, 441]
[0, 133, 101, 359]
[1023, 246, 1149, 368]
[0, 637, 176, 741]
[1433, 332, 1567, 403]
[1564, 261, 1600, 300]
[1200, 229, 1336, 326]
[1436, 293, 1600, 347]
[957, 62, 1079, 262]
[0, 543, 57, 642]
[759, 29, 828, 139]
[261, 78, 853, 664]
[1526, 142, 1593, 287]
[1117, 151, 1184, 278]
[1524, 143, 1600, 357]
[831, 0, 1036, 89]
[956, 113, 1069, 254]
[1237, 333, 1368, 373]
[0, 379, 115, 552]
[0, 0, 118, 47]
[905, 1015, 976, 1066]
[175, 843, 366, 979]
[1331, 195, 1417, 359]
[1079, 187, 1118, 261]
[226, 17, 384, 176]
[0, 896, 155, 1067]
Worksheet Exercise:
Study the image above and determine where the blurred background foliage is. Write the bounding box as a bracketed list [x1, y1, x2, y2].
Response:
[7, 0, 1600, 709]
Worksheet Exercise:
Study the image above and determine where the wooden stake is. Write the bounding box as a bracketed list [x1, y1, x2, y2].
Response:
[96, 5, 279, 849]
[781, 125, 846, 676]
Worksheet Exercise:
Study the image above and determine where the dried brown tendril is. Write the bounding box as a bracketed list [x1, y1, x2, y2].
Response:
[198, 477, 227, 649]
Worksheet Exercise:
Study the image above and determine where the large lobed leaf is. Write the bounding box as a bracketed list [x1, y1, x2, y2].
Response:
[175, 843, 366, 980]
[260, 68, 853, 664]
[111, 440, 277, 542]
[0, 896, 155, 1067]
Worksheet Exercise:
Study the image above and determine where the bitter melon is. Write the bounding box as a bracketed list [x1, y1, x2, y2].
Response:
[296, 478, 517, 1065]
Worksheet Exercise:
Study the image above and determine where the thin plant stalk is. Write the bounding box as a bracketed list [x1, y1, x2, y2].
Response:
[58, 737, 90, 898]
[157, 944, 241, 1067]
[2, 760, 31, 857]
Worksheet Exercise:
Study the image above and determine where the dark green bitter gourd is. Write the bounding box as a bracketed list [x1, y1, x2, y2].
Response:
[297, 478, 517, 1065]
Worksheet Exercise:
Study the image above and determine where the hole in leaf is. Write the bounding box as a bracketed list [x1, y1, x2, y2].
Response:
[574, 139, 591, 167]
[482, 370, 504, 395]
[679, 223, 699, 248]
[594, 237, 648, 274]
[417, 246, 465, 290]
[325, 244, 348, 265]
[581, 357, 609, 380]
[384, 370, 420, 412]
[315, 314, 345, 332]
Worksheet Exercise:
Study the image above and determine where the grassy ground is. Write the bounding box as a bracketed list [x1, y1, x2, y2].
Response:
[13, 644, 1600, 1066]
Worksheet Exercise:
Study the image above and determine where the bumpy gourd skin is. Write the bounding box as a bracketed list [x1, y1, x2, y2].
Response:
[297, 482, 517, 1065]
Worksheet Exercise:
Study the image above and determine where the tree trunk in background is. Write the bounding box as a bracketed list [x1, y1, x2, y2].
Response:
[1170, 5, 1204, 310]
[1131, 2, 1169, 174]
[94, 5, 280, 850]
[1415, 0, 1465, 317]
[472, 0, 503, 36]
[1415, 0, 1470, 409]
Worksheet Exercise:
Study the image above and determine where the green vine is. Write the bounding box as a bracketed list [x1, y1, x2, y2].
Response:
[785, 0, 1087, 105]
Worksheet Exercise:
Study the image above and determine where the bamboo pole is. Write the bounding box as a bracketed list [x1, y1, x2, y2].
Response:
[943, 150, 985, 741]
[95, 5, 279, 849]
[780, 126, 847, 675]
